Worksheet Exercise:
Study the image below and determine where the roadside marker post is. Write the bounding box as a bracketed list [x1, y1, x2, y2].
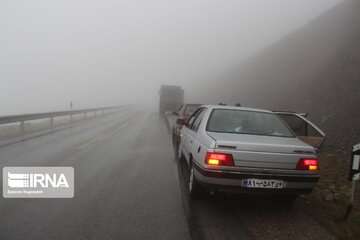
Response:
[344, 143, 360, 220]
[351, 144, 360, 207]
[350, 143, 360, 181]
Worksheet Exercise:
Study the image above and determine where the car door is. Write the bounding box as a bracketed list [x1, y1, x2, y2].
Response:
[181, 108, 203, 161]
[275, 112, 326, 149]
[186, 108, 207, 164]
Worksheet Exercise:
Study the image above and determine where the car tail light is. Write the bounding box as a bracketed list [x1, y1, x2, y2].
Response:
[296, 158, 319, 171]
[206, 152, 234, 166]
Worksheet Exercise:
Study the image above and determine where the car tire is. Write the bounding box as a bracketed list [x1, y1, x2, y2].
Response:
[172, 131, 176, 145]
[177, 146, 183, 160]
[173, 137, 179, 152]
[188, 162, 204, 200]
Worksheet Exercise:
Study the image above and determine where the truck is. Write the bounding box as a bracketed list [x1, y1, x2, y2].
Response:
[159, 85, 184, 115]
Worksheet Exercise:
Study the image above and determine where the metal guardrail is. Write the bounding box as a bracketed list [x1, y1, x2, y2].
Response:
[0, 106, 125, 132]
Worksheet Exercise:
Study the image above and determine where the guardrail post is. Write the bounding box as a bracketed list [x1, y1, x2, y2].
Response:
[84, 112, 87, 119]
[20, 121, 25, 134]
[70, 113, 73, 123]
[94, 111, 97, 118]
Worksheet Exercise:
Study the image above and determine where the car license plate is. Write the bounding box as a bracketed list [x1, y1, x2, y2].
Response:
[240, 179, 285, 189]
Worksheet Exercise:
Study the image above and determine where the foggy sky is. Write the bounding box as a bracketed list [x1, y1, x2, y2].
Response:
[1, 0, 341, 115]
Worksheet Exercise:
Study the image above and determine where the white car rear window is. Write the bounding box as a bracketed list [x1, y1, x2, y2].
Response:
[207, 109, 295, 137]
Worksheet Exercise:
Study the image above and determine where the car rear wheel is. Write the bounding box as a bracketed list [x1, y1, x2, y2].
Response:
[177, 146, 183, 160]
[188, 162, 204, 199]
[172, 131, 176, 146]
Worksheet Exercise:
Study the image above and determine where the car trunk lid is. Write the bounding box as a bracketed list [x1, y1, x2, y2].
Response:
[207, 132, 316, 170]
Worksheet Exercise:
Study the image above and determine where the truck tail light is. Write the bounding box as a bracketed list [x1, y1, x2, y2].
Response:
[296, 158, 319, 171]
[206, 152, 234, 166]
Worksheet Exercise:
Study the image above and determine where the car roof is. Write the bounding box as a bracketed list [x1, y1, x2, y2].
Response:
[200, 105, 273, 113]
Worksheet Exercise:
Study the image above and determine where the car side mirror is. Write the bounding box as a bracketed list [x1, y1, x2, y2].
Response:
[176, 118, 186, 126]
[350, 143, 360, 181]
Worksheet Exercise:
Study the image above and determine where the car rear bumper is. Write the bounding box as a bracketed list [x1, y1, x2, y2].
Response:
[193, 164, 319, 195]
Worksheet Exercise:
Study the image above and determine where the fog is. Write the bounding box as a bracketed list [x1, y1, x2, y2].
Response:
[1, 0, 341, 115]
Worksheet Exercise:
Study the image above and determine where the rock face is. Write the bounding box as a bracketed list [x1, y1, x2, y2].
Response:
[207, 0, 360, 151]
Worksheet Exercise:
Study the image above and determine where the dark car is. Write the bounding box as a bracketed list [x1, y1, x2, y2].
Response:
[172, 104, 202, 148]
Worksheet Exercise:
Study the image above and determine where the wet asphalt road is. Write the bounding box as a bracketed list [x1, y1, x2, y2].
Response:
[0, 109, 191, 240]
[0, 109, 334, 240]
